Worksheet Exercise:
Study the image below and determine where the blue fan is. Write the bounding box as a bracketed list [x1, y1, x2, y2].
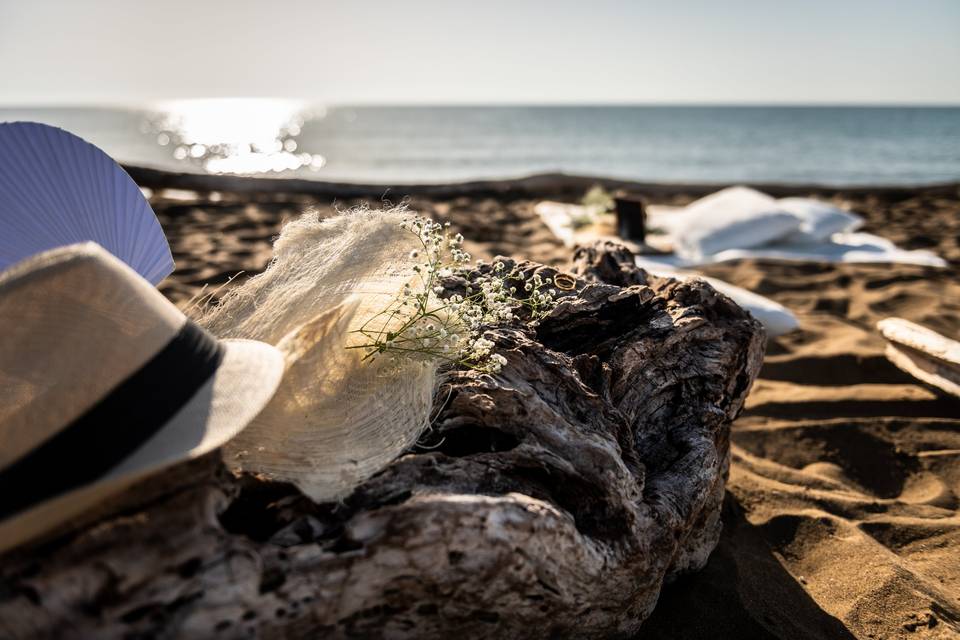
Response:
[0, 122, 174, 284]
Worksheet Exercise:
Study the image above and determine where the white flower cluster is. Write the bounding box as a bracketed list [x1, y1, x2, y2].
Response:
[350, 216, 559, 374]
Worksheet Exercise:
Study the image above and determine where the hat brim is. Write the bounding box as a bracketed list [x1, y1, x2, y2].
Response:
[0, 338, 284, 555]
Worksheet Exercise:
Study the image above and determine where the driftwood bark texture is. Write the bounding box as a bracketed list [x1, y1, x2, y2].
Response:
[0, 242, 764, 639]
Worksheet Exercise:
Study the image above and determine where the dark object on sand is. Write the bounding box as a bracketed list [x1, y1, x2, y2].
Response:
[614, 194, 647, 242]
[0, 242, 764, 639]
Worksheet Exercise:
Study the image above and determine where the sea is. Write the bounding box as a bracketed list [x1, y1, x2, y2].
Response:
[2, 102, 960, 186]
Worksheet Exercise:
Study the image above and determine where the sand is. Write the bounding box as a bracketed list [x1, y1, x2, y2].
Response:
[147, 171, 960, 639]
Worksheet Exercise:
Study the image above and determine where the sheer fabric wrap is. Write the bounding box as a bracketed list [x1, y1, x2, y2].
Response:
[200, 207, 436, 501]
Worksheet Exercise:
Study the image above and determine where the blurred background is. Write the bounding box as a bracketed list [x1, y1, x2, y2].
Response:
[1, 0, 959, 185]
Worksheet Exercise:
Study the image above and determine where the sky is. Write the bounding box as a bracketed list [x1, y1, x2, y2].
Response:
[1, 0, 958, 106]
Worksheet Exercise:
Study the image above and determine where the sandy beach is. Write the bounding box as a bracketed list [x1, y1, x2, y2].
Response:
[145, 170, 960, 639]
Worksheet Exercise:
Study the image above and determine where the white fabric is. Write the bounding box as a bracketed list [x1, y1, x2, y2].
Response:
[777, 197, 864, 243]
[680, 232, 945, 268]
[646, 204, 689, 237]
[635, 257, 800, 337]
[534, 201, 580, 247]
[534, 201, 601, 248]
[671, 186, 802, 260]
[637, 230, 945, 269]
[200, 207, 437, 502]
[534, 189, 947, 338]
[646, 196, 942, 266]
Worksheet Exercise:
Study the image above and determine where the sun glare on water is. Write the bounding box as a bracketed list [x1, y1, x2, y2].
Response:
[146, 98, 326, 175]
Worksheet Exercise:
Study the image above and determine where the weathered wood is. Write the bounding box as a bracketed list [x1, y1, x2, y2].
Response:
[877, 318, 960, 398]
[0, 242, 764, 639]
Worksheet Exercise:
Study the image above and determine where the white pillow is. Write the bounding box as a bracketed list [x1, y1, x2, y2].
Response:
[634, 256, 800, 337]
[776, 198, 864, 244]
[699, 275, 800, 337]
[673, 186, 801, 260]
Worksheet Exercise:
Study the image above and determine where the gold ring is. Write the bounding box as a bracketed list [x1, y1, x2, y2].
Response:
[553, 273, 576, 291]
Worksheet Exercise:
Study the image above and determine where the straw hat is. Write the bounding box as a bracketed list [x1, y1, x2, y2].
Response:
[0, 243, 284, 555]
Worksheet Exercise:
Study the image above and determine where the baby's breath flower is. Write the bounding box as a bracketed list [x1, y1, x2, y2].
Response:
[349, 216, 558, 373]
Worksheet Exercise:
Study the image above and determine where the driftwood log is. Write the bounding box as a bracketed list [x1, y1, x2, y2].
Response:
[0, 242, 764, 639]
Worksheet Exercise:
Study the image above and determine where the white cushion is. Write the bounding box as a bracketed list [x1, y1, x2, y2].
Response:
[776, 198, 864, 244]
[634, 256, 800, 337]
[699, 275, 800, 337]
[673, 186, 801, 260]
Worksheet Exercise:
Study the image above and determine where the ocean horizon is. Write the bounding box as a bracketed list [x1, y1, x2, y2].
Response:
[2, 102, 959, 186]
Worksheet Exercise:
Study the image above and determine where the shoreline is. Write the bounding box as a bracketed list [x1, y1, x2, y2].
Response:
[125, 164, 960, 201]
